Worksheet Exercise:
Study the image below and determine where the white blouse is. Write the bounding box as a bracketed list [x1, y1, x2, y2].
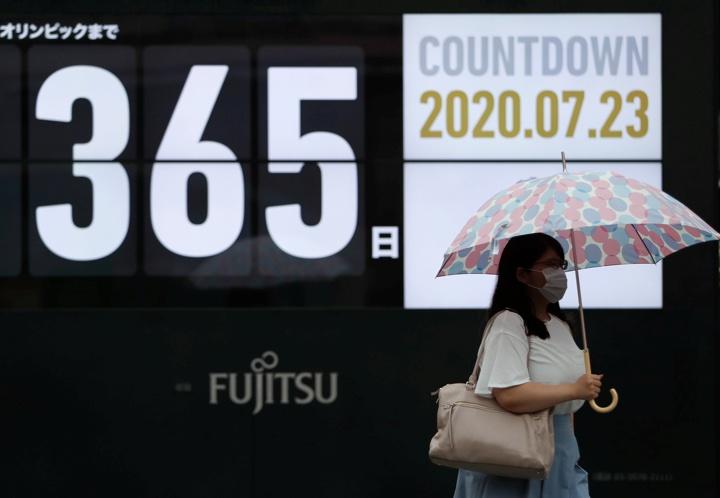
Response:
[474, 309, 586, 414]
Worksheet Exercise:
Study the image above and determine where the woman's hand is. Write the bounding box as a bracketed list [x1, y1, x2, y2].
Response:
[573, 373, 603, 400]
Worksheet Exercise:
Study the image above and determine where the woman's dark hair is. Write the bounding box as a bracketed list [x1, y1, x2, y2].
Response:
[488, 232, 574, 340]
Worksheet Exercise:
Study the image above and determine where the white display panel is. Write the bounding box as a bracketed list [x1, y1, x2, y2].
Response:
[403, 14, 661, 160]
[403, 163, 663, 309]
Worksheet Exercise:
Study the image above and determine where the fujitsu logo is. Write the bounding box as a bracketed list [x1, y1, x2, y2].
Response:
[209, 351, 339, 414]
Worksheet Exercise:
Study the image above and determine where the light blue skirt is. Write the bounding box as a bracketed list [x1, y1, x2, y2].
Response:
[453, 413, 590, 498]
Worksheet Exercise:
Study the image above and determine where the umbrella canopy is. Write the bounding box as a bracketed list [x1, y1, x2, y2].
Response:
[437, 170, 720, 277]
[435, 165, 720, 414]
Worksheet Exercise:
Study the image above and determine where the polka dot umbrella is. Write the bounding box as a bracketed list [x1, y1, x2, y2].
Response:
[436, 153, 720, 413]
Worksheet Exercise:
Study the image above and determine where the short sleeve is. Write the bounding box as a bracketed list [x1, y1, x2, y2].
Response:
[474, 311, 531, 397]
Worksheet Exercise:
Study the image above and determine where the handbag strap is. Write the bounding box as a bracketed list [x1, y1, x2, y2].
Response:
[466, 307, 529, 388]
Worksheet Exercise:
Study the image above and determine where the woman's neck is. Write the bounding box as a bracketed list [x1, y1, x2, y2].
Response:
[528, 290, 551, 321]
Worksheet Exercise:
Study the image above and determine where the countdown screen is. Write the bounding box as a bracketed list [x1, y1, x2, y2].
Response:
[0, 12, 677, 309]
[0, 5, 718, 498]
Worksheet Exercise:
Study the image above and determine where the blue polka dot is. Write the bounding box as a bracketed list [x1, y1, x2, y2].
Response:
[646, 209, 664, 223]
[558, 238, 570, 254]
[461, 233, 475, 246]
[524, 205, 540, 221]
[449, 262, 465, 273]
[622, 244, 641, 263]
[477, 251, 491, 269]
[485, 205, 500, 217]
[540, 189, 554, 203]
[585, 243, 602, 263]
[576, 182, 592, 193]
[574, 190, 591, 201]
[644, 239, 660, 257]
[618, 214, 636, 224]
[584, 174, 600, 181]
[610, 175, 627, 185]
[608, 197, 627, 211]
[458, 247, 472, 257]
[613, 227, 630, 244]
[646, 195, 662, 209]
[661, 233, 681, 250]
[612, 184, 631, 197]
[546, 215, 567, 230]
[583, 208, 601, 223]
[519, 223, 534, 234]
[681, 233, 696, 245]
[555, 191, 568, 203]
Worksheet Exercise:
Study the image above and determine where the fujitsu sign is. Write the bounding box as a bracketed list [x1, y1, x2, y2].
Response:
[209, 351, 339, 414]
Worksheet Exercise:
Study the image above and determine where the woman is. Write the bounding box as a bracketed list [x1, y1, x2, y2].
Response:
[453, 232, 602, 498]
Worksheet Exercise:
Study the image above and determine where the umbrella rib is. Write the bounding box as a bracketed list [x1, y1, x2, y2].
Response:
[631, 223, 656, 264]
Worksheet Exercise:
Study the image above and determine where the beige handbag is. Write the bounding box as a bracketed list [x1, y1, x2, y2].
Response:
[428, 309, 556, 479]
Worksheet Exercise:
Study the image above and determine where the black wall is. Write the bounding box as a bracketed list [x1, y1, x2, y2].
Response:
[0, 1, 718, 497]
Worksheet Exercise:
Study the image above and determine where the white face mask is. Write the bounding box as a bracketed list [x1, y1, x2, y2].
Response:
[525, 267, 568, 303]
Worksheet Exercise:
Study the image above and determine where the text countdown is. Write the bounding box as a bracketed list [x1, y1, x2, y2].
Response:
[403, 14, 661, 160]
[0, 44, 365, 276]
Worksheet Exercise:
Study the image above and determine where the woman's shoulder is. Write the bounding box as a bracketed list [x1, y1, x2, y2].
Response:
[487, 309, 527, 341]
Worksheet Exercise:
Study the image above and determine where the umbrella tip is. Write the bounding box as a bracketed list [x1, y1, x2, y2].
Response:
[561, 152, 567, 173]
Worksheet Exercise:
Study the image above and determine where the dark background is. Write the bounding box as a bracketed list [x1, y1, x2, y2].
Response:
[0, 1, 718, 497]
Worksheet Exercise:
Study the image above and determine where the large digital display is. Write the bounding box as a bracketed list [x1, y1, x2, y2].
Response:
[0, 13, 709, 311]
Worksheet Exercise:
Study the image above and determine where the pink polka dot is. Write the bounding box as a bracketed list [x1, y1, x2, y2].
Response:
[660, 206, 674, 217]
[633, 240, 647, 255]
[603, 239, 621, 256]
[556, 183, 568, 192]
[559, 178, 576, 187]
[571, 244, 587, 264]
[648, 231, 663, 246]
[605, 255, 621, 265]
[589, 197, 607, 209]
[565, 209, 582, 221]
[662, 226, 681, 241]
[599, 207, 617, 221]
[459, 217, 475, 232]
[567, 197, 583, 210]
[592, 179, 610, 189]
[478, 224, 493, 238]
[686, 226, 701, 237]
[491, 210, 505, 223]
[571, 229, 587, 246]
[629, 192, 646, 204]
[487, 263, 499, 274]
[629, 204, 646, 218]
[508, 217, 523, 232]
[592, 226, 609, 243]
[597, 188, 613, 200]
[627, 178, 644, 189]
[465, 246, 483, 268]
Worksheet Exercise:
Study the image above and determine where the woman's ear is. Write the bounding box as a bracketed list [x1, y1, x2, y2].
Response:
[515, 266, 528, 285]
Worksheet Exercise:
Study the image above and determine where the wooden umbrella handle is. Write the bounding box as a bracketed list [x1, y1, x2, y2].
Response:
[583, 349, 619, 413]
